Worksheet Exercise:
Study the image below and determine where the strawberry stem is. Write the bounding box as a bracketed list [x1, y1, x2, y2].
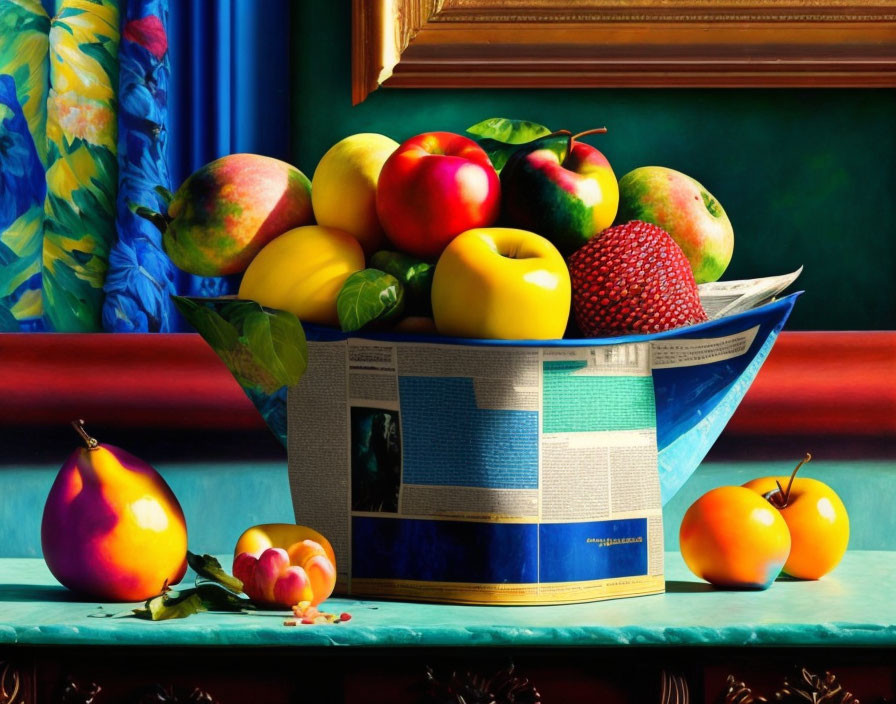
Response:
[72, 419, 99, 449]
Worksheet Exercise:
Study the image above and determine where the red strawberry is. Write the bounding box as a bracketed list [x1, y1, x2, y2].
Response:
[568, 220, 708, 336]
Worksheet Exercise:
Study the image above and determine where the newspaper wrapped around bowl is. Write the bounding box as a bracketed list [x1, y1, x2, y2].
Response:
[176, 269, 801, 604]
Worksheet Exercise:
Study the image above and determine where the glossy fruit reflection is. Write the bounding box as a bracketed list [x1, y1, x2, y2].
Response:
[41, 421, 188, 601]
[743, 453, 849, 580]
[679, 485, 791, 590]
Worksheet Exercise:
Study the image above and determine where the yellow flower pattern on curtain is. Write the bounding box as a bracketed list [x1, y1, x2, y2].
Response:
[43, 0, 120, 331]
[0, 0, 49, 330]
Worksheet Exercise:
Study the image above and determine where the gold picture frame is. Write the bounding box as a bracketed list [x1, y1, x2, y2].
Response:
[352, 0, 896, 104]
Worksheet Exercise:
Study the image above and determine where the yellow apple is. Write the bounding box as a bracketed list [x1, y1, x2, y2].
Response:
[742, 454, 850, 580]
[431, 227, 571, 339]
[238, 225, 365, 326]
[311, 133, 399, 254]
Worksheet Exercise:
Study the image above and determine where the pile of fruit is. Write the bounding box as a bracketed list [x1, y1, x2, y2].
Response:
[141, 118, 735, 340]
[42, 420, 340, 618]
[679, 454, 850, 589]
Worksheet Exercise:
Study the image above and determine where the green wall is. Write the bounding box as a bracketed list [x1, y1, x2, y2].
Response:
[292, 1, 896, 331]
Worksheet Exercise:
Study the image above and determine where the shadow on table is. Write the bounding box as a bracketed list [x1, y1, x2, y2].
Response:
[0, 583, 81, 602]
[664, 580, 716, 594]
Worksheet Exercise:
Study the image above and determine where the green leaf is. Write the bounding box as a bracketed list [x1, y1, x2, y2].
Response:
[193, 582, 253, 611]
[369, 251, 434, 317]
[337, 269, 405, 332]
[134, 590, 207, 621]
[466, 118, 554, 172]
[466, 118, 551, 144]
[242, 309, 308, 388]
[186, 552, 244, 594]
[172, 296, 307, 394]
[172, 296, 240, 351]
[471, 138, 520, 174]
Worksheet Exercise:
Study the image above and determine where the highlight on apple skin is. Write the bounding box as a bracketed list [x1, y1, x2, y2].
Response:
[742, 454, 850, 580]
[375, 132, 501, 260]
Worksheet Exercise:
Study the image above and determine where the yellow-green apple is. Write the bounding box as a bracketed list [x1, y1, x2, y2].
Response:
[311, 133, 399, 254]
[500, 129, 618, 255]
[238, 225, 365, 326]
[375, 132, 500, 259]
[742, 454, 849, 580]
[616, 166, 733, 283]
[138, 154, 314, 276]
[431, 227, 570, 340]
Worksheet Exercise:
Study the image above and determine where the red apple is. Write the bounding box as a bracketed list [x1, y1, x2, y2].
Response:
[375, 132, 501, 259]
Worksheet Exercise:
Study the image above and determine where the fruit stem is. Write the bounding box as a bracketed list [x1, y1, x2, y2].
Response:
[71, 419, 99, 450]
[129, 203, 171, 234]
[770, 452, 812, 509]
[153, 185, 174, 207]
[571, 127, 608, 141]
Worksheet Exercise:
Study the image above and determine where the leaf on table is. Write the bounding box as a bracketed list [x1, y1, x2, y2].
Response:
[194, 582, 253, 612]
[186, 551, 244, 594]
[172, 296, 307, 394]
[134, 590, 207, 621]
[336, 269, 405, 332]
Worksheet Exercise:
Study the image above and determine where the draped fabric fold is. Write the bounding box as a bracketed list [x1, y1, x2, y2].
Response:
[102, 0, 179, 332]
[0, 0, 50, 331]
[42, 0, 120, 332]
[162, 0, 292, 327]
[3, 0, 293, 332]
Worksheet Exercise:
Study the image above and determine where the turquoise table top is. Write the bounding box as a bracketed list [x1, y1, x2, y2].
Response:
[2, 551, 894, 649]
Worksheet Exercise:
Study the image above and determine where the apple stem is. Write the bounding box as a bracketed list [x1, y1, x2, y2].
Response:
[72, 419, 99, 450]
[770, 452, 812, 509]
[571, 127, 608, 141]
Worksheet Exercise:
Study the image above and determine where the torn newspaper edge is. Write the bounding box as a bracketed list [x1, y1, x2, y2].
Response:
[287, 280, 801, 605]
[699, 266, 802, 320]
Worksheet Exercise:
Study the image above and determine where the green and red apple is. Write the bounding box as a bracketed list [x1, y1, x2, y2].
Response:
[500, 130, 619, 255]
[376, 132, 501, 259]
[616, 166, 733, 283]
[431, 227, 571, 340]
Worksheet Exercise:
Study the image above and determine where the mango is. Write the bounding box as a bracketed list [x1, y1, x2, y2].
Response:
[41, 421, 188, 602]
[143, 153, 313, 277]
[237, 225, 365, 326]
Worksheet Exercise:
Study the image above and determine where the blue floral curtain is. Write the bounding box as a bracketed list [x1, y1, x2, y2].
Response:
[2, 0, 292, 332]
